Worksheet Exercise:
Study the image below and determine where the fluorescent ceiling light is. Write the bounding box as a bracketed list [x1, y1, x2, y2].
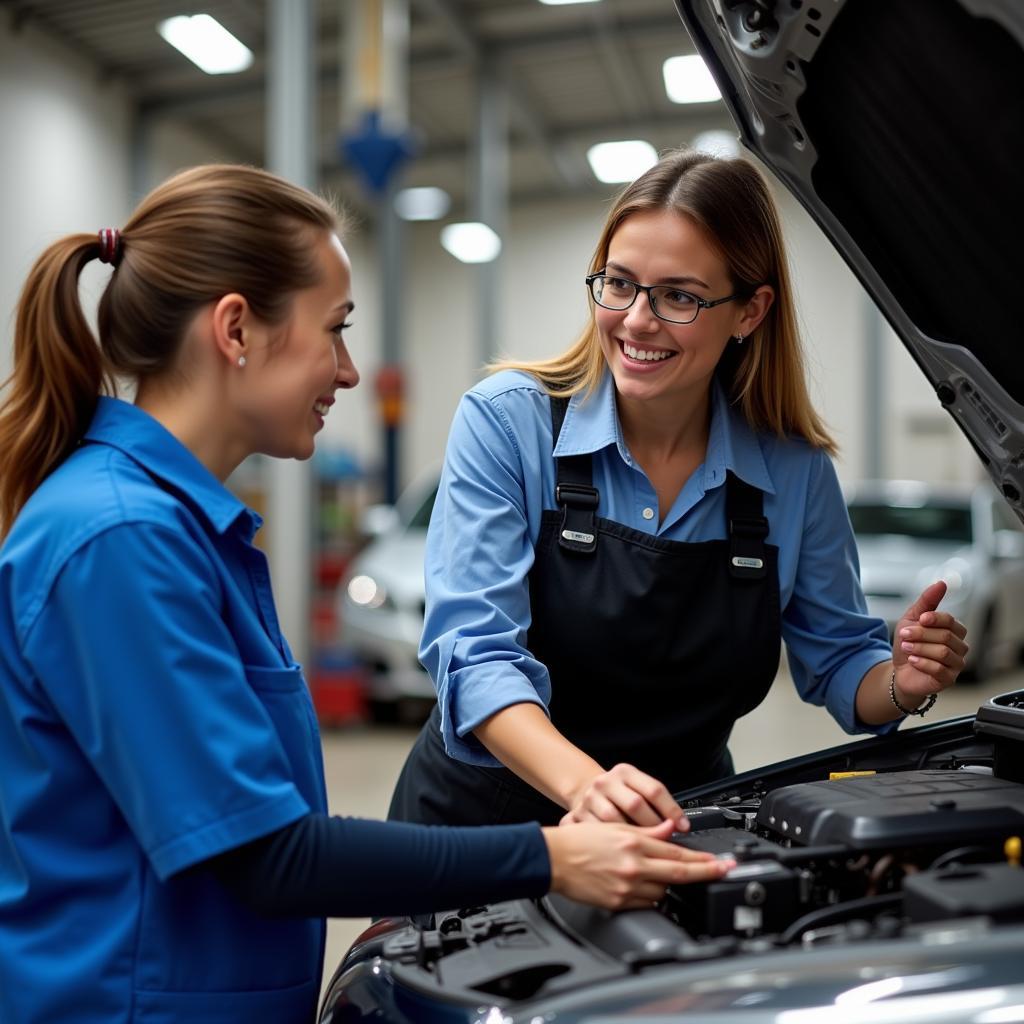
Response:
[394, 187, 451, 221]
[586, 140, 658, 184]
[158, 14, 253, 75]
[692, 130, 741, 158]
[538, 0, 601, 5]
[440, 222, 502, 264]
[663, 54, 722, 104]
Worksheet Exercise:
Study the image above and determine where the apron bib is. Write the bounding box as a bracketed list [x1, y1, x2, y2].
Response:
[389, 397, 781, 827]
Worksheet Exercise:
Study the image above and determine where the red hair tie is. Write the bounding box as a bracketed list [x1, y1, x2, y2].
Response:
[97, 228, 122, 267]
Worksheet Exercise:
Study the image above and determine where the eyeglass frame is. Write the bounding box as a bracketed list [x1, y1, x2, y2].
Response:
[584, 271, 745, 325]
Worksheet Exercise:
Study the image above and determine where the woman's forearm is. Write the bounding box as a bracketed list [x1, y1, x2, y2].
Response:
[473, 702, 605, 809]
[854, 658, 922, 724]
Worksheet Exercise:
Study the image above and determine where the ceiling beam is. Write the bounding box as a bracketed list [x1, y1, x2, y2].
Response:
[412, 0, 588, 191]
[3, 0, 135, 84]
[586, 4, 652, 121]
[399, 107, 734, 164]
[134, 14, 690, 115]
[318, 106, 735, 191]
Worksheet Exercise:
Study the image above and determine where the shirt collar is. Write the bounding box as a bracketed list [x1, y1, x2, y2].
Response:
[553, 368, 622, 458]
[553, 370, 775, 495]
[84, 397, 255, 535]
[704, 380, 776, 495]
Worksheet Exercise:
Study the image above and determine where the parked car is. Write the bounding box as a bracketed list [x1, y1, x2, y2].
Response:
[848, 480, 1024, 680]
[323, 1, 1024, 1020]
[337, 471, 437, 714]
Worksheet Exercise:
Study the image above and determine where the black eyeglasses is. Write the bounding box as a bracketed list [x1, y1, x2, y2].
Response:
[585, 272, 742, 325]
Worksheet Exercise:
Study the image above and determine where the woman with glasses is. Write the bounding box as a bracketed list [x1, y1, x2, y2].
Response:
[389, 148, 969, 831]
[0, 164, 732, 1024]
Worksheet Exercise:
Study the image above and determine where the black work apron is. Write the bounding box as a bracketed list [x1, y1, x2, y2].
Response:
[388, 397, 781, 827]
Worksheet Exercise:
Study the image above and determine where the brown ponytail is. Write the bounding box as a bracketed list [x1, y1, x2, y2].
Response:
[0, 235, 115, 536]
[0, 164, 340, 538]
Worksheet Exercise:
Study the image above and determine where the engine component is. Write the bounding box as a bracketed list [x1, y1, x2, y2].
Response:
[757, 770, 1024, 849]
[904, 864, 1024, 924]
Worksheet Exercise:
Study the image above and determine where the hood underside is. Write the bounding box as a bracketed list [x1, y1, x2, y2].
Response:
[674, 0, 1024, 508]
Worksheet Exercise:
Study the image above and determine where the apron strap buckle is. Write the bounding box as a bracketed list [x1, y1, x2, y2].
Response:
[727, 475, 769, 579]
[729, 536, 768, 578]
[729, 514, 769, 539]
[556, 482, 599, 554]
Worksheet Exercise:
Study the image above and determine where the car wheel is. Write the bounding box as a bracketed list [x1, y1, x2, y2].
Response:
[368, 696, 435, 727]
[396, 696, 435, 726]
[367, 697, 401, 725]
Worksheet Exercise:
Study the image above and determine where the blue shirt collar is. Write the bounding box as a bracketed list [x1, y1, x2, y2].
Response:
[555, 370, 775, 496]
[84, 397, 255, 535]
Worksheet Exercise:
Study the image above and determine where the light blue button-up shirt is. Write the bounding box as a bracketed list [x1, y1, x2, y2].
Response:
[421, 369, 894, 766]
[0, 398, 326, 1023]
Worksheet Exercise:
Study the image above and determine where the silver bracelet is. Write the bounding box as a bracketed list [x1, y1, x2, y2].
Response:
[890, 670, 937, 717]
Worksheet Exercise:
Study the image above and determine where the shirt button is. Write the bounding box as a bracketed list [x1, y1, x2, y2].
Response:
[642, 507, 655, 520]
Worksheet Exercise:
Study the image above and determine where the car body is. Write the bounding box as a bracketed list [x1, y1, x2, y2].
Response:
[322, 693, 1024, 1024]
[337, 471, 437, 707]
[322, 1, 1024, 1020]
[847, 479, 1024, 679]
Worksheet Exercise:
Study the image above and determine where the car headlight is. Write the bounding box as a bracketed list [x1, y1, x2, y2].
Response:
[346, 574, 391, 610]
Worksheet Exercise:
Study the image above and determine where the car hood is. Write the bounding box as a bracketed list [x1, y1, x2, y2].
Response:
[673, 0, 1023, 508]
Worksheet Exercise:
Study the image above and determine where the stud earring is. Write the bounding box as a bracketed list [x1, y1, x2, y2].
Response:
[735, 333, 744, 345]
[237, 355, 247, 367]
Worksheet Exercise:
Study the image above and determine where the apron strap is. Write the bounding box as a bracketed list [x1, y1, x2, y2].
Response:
[726, 471, 769, 579]
[550, 396, 599, 555]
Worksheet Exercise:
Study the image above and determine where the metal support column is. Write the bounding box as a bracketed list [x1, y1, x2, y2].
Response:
[266, 0, 315, 667]
[341, 0, 414, 505]
[474, 66, 509, 369]
[379, 180, 405, 503]
[863, 295, 887, 480]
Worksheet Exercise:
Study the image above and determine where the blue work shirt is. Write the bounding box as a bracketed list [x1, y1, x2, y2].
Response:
[0, 398, 326, 1023]
[422, 369, 894, 766]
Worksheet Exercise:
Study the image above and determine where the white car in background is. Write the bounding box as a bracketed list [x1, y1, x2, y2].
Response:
[337, 471, 438, 717]
[847, 479, 1024, 680]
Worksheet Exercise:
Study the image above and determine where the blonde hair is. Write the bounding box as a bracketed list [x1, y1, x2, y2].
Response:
[493, 148, 835, 454]
[0, 164, 340, 537]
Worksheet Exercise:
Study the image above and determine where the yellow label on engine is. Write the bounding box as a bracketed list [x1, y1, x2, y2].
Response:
[828, 770, 877, 780]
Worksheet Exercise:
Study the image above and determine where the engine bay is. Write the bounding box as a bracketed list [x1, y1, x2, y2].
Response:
[665, 765, 1024, 949]
[326, 692, 1024, 1011]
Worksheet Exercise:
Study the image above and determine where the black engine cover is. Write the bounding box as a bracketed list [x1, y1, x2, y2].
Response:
[756, 770, 1024, 850]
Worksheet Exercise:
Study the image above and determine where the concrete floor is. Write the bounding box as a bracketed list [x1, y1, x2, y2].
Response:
[317, 663, 1024, 997]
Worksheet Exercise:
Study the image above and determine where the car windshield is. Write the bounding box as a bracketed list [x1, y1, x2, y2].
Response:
[847, 502, 973, 543]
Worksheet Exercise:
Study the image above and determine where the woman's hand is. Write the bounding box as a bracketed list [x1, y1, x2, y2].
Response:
[561, 763, 689, 830]
[543, 819, 733, 910]
[892, 580, 969, 704]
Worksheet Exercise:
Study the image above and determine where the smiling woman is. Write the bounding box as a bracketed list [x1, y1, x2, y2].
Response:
[388, 147, 971, 834]
[0, 163, 734, 1024]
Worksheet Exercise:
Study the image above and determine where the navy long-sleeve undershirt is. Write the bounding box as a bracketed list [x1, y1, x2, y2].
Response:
[209, 813, 551, 918]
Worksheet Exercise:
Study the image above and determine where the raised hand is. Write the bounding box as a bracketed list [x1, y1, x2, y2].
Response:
[892, 579, 969, 704]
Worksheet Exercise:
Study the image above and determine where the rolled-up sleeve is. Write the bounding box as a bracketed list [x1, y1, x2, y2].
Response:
[781, 450, 894, 735]
[419, 390, 552, 765]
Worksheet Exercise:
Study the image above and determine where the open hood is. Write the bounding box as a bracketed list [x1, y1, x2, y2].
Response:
[674, 0, 1024, 508]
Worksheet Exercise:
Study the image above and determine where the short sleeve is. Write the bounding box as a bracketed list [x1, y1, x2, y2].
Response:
[23, 521, 309, 880]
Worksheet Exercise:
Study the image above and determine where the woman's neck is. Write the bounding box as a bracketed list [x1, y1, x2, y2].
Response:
[617, 386, 712, 464]
[135, 379, 245, 483]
